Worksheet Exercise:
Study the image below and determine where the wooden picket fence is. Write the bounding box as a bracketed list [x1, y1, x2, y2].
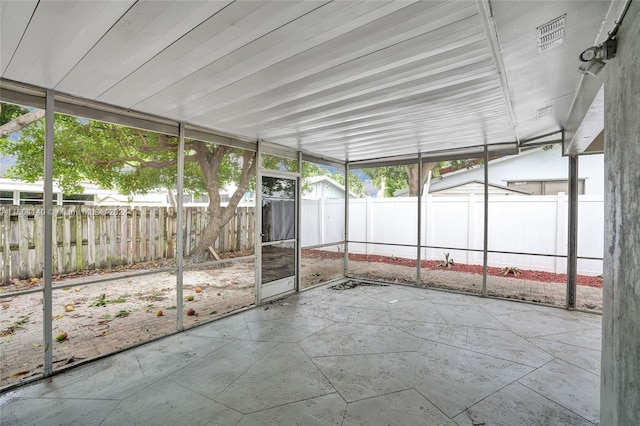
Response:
[0, 205, 255, 282]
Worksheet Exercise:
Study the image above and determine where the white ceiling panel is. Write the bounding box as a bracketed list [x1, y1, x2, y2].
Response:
[99, 0, 328, 107]
[225, 60, 499, 132]
[2, 1, 135, 87]
[131, 0, 423, 115]
[157, 1, 478, 121]
[55, 0, 232, 98]
[250, 76, 510, 135]
[0, 0, 615, 163]
[0, 0, 38, 74]
[274, 92, 509, 143]
[194, 18, 489, 126]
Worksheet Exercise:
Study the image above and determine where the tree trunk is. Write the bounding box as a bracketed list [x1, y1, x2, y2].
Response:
[187, 145, 256, 263]
[188, 211, 224, 264]
[0, 109, 46, 138]
[405, 162, 436, 196]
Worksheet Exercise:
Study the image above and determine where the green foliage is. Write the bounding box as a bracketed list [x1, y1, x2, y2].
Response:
[0, 106, 327, 202]
[2, 316, 29, 335]
[430, 159, 481, 177]
[327, 171, 366, 197]
[261, 175, 296, 198]
[362, 159, 486, 197]
[89, 293, 127, 307]
[261, 154, 299, 173]
[300, 162, 323, 194]
[0, 103, 29, 125]
[0, 108, 256, 200]
[361, 166, 408, 197]
[89, 294, 107, 307]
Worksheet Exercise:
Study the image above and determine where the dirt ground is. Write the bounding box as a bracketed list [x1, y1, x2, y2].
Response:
[0, 254, 602, 389]
[0, 259, 256, 389]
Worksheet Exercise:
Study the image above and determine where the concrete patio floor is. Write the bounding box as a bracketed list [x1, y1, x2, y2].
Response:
[0, 282, 602, 425]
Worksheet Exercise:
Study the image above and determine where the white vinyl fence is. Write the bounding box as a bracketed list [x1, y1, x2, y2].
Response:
[301, 194, 604, 276]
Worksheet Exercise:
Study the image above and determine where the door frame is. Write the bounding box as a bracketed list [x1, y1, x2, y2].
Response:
[255, 165, 300, 305]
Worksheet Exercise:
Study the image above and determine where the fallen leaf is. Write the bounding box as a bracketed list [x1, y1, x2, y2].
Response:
[12, 370, 30, 377]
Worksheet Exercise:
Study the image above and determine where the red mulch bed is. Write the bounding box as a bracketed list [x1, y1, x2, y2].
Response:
[302, 250, 603, 288]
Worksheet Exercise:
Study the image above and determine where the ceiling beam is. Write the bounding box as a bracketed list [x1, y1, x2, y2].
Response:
[0, 78, 257, 151]
[564, 0, 632, 155]
[476, 0, 519, 144]
[350, 142, 518, 168]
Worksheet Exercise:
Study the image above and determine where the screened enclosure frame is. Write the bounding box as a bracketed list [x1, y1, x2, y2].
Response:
[0, 79, 593, 388]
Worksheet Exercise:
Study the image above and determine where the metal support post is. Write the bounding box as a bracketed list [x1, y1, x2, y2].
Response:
[344, 163, 350, 277]
[176, 123, 185, 331]
[416, 155, 423, 285]
[296, 151, 302, 292]
[43, 90, 54, 375]
[255, 141, 262, 305]
[482, 146, 489, 296]
[566, 155, 578, 310]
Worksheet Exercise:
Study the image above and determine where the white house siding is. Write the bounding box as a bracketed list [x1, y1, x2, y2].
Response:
[305, 181, 346, 200]
[303, 176, 349, 200]
[429, 145, 604, 195]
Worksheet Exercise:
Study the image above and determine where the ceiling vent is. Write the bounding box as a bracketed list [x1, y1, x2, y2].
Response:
[537, 15, 566, 54]
[536, 105, 554, 120]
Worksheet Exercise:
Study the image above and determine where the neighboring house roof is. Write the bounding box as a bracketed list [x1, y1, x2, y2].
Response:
[432, 147, 543, 181]
[429, 180, 531, 196]
[304, 175, 356, 198]
[427, 144, 609, 196]
[393, 146, 598, 197]
[393, 180, 529, 197]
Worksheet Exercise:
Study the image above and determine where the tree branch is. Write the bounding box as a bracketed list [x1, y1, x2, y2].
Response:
[220, 150, 256, 225]
[137, 144, 178, 152]
[0, 109, 45, 138]
[95, 155, 197, 168]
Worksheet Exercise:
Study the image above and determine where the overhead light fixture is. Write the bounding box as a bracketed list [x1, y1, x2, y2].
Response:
[578, 38, 617, 75]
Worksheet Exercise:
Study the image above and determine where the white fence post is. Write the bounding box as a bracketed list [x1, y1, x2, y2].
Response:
[365, 197, 373, 254]
[467, 194, 474, 264]
[318, 199, 324, 246]
[426, 195, 435, 261]
[555, 192, 568, 274]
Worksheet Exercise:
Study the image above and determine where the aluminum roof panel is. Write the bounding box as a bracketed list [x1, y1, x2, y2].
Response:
[98, 0, 326, 106]
[198, 20, 490, 128]
[0, 0, 38, 74]
[0, 0, 614, 162]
